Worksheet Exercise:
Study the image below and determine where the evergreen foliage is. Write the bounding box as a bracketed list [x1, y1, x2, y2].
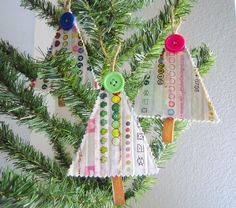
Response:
[0, 0, 215, 207]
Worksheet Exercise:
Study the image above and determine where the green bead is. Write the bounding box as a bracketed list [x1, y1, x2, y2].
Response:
[112, 121, 120, 128]
[100, 92, 107, 99]
[100, 146, 108, 154]
[100, 156, 107, 163]
[112, 138, 120, 146]
[112, 104, 120, 112]
[100, 119, 107, 126]
[100, 128, 107, 135]
[100, 137, 107, 144]
[100, 110, 107, 117]
[112, 112, 120, 120]
[103, 72, 125, 93]
[100, 101, 107, 108]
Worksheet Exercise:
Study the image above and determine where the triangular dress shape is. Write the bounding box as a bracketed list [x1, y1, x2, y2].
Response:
[68, 90, 158, 177]
[49, 21, 96, 87]
[134, 48, 219, 122]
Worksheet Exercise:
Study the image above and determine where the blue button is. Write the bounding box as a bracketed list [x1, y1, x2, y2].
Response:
[78, 55, 84, 61]
[168, 109, 175, 116]
[60, 12, 75, 30]
[77, 62, 83, 68]
[78, 48, 84, 53]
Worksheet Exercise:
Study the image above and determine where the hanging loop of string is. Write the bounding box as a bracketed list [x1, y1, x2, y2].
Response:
[100, 37, 122, 72]
[64, 0, 71, 12]
[170, 6, 177, 34]
[170, 6, 182, 34]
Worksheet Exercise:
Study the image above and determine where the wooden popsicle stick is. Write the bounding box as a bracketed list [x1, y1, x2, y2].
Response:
[112, 176, 125, 206]
[162, 117, 175, 144]
[58, 97, 65, 107]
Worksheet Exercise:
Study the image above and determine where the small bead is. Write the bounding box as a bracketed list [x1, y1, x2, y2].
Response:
[100, 156, 107, 163]
[112, 104, 120, 112]
[112, 112, 120, 120]
[100, 119, 107, 126]
[112, 121, 120, 128]
[112, 129, 120, 138]
[100, 146, 108, 154]
[112, 95, 121, 104]
[100, 128, 107, 135]
[100, 101, 107, 108]
[100, 137, 107, 144]
[100, 92, 107, 99]
[100, 110, 107, 117]
[112, 138, 120, 146]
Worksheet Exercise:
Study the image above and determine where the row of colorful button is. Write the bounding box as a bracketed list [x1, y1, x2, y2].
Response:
[54, 40, 84, 47]
[99, 92, 108, 164]
[55, 32, 81, 40]
[125, 119, 132, 169]
[111, 93, 121, 146]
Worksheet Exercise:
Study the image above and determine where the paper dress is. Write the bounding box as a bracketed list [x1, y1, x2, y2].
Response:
[34, 12, 96, 91]
[134, 35, 219, 122]
[68, 90, 159, 177]
[48, 13, 95, 87]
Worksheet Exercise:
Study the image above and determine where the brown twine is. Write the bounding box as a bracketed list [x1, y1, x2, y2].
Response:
[170, 6, 182, 34]
[64, 0, 71, 12]
[99, 37, 122, 72]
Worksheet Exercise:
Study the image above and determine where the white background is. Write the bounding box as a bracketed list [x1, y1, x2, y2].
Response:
[0, 0, 236, 208]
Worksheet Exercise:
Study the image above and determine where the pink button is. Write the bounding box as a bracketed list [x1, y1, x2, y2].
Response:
[165, 34, 185, 53]
[73, 45, 79, 52]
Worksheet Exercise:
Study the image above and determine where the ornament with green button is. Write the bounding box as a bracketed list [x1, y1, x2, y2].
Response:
[103, 71, 125, 94]
[68, 40, 159, 207]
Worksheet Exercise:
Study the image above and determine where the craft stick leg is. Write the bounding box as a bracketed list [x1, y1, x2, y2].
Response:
[58, 97, 65, 107]
[162, 117, 175, 144]
[112, 176, 125, 206]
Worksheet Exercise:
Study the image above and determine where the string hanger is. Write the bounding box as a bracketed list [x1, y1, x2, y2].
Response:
[100, 38, 122, 72]
[64, 0, 71, 12]
[170, 6, 182, 34]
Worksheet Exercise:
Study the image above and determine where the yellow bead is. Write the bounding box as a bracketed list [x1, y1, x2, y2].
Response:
[63, 35, 68, 40]
[112, 129, 120, 138]
[72, 32, 78, 38]
[112, 95, 121, 104]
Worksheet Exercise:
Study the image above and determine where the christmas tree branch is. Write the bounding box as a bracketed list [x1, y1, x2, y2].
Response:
[0, 40, 38, 79]
[20, 0, 61, 27]
[191, 43, 216, 75]
[125, 176, 156, 205]
[0, 61, 76, 167]
[125, 0, 155, 12]
[0, 124, 66, 180]
[39, 51, 98, 124]
[0, 168, 114, 208]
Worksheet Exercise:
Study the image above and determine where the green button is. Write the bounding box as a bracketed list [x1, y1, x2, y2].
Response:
[100, 137, 107, 144]
[100, 146, 108, 154]
[100, 101, 107, 108]
[112, 112, 120, 120]
[100, 119, 107, 126]
[112, 138, 120, 146]
[112, 104, 120, 112]
[100, 92, 107, 99]
[100, 156, 107, 163]
[112, 121, 120, 128]
[100, 110, 107, 117]
[100, 128, 107, 135]
[103, 72, 125, 93]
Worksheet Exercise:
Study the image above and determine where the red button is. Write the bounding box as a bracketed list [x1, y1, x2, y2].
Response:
[165, 34, 185, 53]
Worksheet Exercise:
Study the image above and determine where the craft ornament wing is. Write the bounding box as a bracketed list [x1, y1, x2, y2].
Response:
[68, 90, 159, 177]
[134, 48, 219, 122]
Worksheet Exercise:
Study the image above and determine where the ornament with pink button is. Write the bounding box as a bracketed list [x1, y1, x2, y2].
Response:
[134, 28, 219, 144]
